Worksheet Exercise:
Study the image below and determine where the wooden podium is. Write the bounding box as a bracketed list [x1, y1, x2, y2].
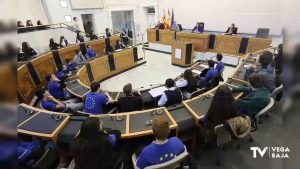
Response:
[171, 41, 194, 67]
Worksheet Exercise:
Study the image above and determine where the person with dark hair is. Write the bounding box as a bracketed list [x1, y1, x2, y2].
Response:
[59, 36, 69, 47]
[105, 28, 111, 38]
[192, 22, 204, 33]
[115, 40, 125, 50]
[26, 20, 34, 27]
[36, 20, 47, 30]
[136, 116, 185, 169]
[76, 31, 84, 44]
[90, 31, 98, 40]
[86, 44, 97, 58]
[176, 69, 197, 93]
[199, 60, 218, 83]
[17, 47, 28, 61]
[155, 21, 165, 30]
[215, 53, 224, 73]
[57, 65, 70, 81]
[274, 43, 283, 75]
[17, 21, 24, 28]
[199, 85, 238, 138]
[158, 78, 183, 107]
[73, 49, 87, 65]
[45, 73, 70, 100]
[118, 83, 143, 112]
[225, 23, 238, 35]
[105, 40, 114, 54]
[49, 38, 60, 50]
[36, 88, 83, 112]
[84, 82, 112, 114]
[72, 117, 121, 169]
[66, 59, 77, 72]
[245, 51, 276, 92]
[21, 42, 37, 58]
[232, 73, 270, 119]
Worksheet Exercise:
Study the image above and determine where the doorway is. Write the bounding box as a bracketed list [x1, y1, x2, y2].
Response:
[81, 14, 95, 35]
[111, 10, 135, 42]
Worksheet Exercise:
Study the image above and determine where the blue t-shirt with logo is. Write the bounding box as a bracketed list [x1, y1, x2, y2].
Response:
[57, 71, 67, 81]
[85, 92, 109, 114]
[41, 100, 65, 111]
[86, 49, 97, 58]
[136, 137, 185, 169]
[48, 81, 65, 99]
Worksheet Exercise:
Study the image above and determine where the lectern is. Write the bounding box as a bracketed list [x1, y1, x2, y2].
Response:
[171, 41, 194, 67]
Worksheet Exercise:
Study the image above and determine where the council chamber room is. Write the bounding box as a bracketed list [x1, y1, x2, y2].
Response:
[4, 0, 286, 168]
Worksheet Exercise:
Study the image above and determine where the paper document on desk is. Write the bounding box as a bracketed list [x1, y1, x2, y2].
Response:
[192, 69, 202, 74]
[175, 49, 182, 59]
[115, 49, 123, 52]
[199, 64, 209, 69]
[148, 86, 168, 97]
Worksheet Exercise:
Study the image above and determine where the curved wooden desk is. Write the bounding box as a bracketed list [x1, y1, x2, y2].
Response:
[147, 29, 272, 56]
[17, 35, 276, 142]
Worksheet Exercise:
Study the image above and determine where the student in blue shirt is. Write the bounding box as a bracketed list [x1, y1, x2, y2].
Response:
[136, 116, 185, 169]
[65, 59, 77, 72]
[57, 65, 70, 82]
[215, 53, 224, 73]
[84, 82, 111, 114]
[46, 73, 69, 100]
[86, 44, 97, 58]
[36, 88, 84, 112]
[73, 49, 87, 65]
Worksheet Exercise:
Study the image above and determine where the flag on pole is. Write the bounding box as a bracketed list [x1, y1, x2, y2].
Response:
[162, 8, 166, 29]
[166, 8, 171, 29]
[171, 8, 174, 27]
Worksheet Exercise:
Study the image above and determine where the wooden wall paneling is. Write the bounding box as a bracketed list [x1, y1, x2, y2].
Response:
[89, 39, 106, 56]
[114, 49, 135, 71]
[90, 56, 110, 81]
[176, 32, 210, 52]
[77, 66, 90, 86]
[147, 29, 157, 43]
[247, 38, 272, 54]
[17, 65, 36, 104]
[213, 35, 243, 55]
[159, 30, 175, 45]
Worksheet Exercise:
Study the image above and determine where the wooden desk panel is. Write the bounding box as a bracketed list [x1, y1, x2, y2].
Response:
[17, 65, 36, 104]
[31, 53, 57, 86]
[89, 39, 106, 56]
[114, 49, 135, 70]
[110, 35, 120, 48]
[0, 63, 16, 102]
[176, 32, 210, 52]
[147, 29, 157, 43]
[213, 35, 242, 55]
[58, 45, 80, 64]
[159, 30, 175, 45]
[247, 38, 272, 54]
[77, 66, 90, 87]
[90, 56, 110, 80]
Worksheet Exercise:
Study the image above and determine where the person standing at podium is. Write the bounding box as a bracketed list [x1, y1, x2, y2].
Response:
[158, 79, 183, 107]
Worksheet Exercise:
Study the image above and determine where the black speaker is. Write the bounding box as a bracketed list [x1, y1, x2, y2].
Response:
[108, 54, 115, 71]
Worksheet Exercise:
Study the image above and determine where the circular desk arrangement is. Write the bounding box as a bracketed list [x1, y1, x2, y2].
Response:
[17, 40, 277, 145]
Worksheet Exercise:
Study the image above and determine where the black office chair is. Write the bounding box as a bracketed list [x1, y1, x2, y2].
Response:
[118, 96, 143, 112]
[31, 146, 60, 169]
[256, 28, 270, 38]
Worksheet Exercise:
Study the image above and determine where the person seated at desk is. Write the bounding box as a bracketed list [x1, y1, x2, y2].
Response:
[57, 65, 70, 82]
[85, 82, 112, 114]
[105, 40, 114, 54]
[90, 31, 98, 40]
[59, 36, 69, 47]
[198, 85, 238, 142]
[176, 69, 197, 93]
[118, 83, 143, 112]
[22, 42, 37, 58]
[36, 20, 47, 30]
[115, 40, 125, 50]
[73, 49, 88, 65]
[26, 20, 35, 31]
[49, 38, 60, 50]
[215, 53, 225, 73]
[37, 88, 83, 112]
[232, 73, 270, 120]
[72, 117, 121, 169]
[86, 44, 97, 58]
[17, 21, 25, 28]
[244, 51, 276, 92]
[136, 116, 185, 169]
[17, 47, 29, 61]
[171, 21, 180, 31]
[46, 73, 70, 100]
[66, 58, 77, 72]
[105, 28, 112, 38]
[192, 22, 204, 33]
[158, 78, 183, 107]
[225, 23, 238, 35]
[155, 21, 165, 30]
[199, 60, 218, 85]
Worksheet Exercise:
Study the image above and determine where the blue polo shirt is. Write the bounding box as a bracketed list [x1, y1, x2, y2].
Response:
[66, 63, 77, 72]
[136, 137, 185, 169]
[86, 49, 96, 58]
[205, 68, 218, 82]
[57, 71, 67, 81]
[48, 81, 65, 99]
[85, 92, 109, 114]
[216, 62, 224, 73]
[41, 100, 65, 111]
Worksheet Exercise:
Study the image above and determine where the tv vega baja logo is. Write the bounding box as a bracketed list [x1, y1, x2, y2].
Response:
[250, 147, 290, 158]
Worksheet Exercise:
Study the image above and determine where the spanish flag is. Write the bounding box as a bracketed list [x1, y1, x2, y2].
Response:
[165, 9, 171, 29]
